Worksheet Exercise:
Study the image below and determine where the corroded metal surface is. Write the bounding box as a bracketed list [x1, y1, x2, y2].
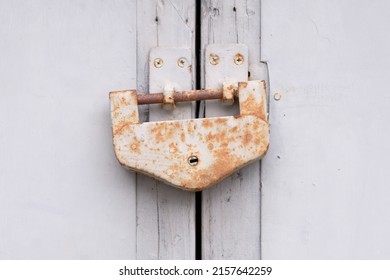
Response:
[136, 88, 224, 105]
[110, 80, 269, 191]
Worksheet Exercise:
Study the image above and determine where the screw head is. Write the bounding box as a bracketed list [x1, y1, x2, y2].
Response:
[153, 58, 163, 68]
[234, 53, 244, 65]
[177, 57, 187, 68]
[209, 53, 220, 65]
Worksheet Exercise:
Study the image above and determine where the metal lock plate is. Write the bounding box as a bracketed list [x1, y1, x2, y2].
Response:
[149, 47, 192, 114]
[110, 45, 269, 191]
[206, 44, 248, 110]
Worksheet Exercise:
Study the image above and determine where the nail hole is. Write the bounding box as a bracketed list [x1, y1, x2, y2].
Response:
[274, 92, 282, 101]
[188, 155, 199, 166]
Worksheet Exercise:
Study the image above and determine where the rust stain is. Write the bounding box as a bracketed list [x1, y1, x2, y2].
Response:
[113, 120, 133, 135]
[259, 97, 267, 121]
[151, 123, 176, 143]
[205, 129, 231, 149]
[113, 110, 120, 119]
[151, 124, 164, 143]
[239, 81, 268, 121]
[130, 110, 138, 121]
[202, 119, 213, 128]
[187, 121, 196, 134]
[242, 131, 253, 146]
[110, 90, 136, 111]
[167, 163, 181, 178]
[239, 81, 248, 88]
[253, 120, 260, 131]
[226, 84, 234, 92]
[197, 132, 204, 142]
[182, 148, 246, 191]
[222, 83, 235, 104]
[206, 131, 228, 143]
[230, 126, 239, 133]
[169, 142, 178, 154]
[180, 132, 186, 142]
[241, 94, 256, 114]
[215, 118, 228, 125]
[240, 94, 266, 120]
[130, 141, 141, 154]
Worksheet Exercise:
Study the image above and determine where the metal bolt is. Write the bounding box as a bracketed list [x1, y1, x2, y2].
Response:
[209, 53, 220, 65]
[273, 92, 282, 101]
[234, 53, 244, 65]
[153, 58, 163, 68]
[188, 155, 199, 166]
[177, 57, 186, 68]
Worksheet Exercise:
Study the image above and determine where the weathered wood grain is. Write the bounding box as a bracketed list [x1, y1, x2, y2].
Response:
[261, 0, 390, 259]
[136, 0, 196, 259]
[201, 0, 262, 259]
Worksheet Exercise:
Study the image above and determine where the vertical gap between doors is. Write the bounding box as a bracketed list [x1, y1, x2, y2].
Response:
[195, 0, 202, 260]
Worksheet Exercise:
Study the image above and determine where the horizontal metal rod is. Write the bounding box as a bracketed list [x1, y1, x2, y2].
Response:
[137, 88, 228, 105]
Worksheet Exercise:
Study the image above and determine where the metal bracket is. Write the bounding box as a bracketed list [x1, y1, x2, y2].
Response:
[109, 45, 269, 191]
[205, 44, 248, 90]
[206, 44, 248, 111]
[149, 47, 192, 114]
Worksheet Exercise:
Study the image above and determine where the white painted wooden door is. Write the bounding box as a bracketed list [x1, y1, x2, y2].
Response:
[200, 0, 262, 259]
[135, 0, 263, 259]
[0, 0, 263, 259]
[0, 0, 137, 259]
[2, 0, 388, 260]
[262, 0, 390, 259]
[135, 0, 196, 260]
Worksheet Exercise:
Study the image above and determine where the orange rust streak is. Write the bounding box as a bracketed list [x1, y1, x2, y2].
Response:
[187, 122, 195, 134]
[215, 118, 228, 125]
[240, 94, 267, 120]
[180, 132, 186, 142]
[243, 131, 253, 146]
[136, 88, 223, 105]
[113, 120, 134, 135]
[168, 142, 178, 154]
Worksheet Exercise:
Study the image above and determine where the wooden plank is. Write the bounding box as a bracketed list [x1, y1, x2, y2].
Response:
[201, 0, 262, 259]
[261, 0, 390, 259]
[136, 0, 196, 259]
[0, 0, 137, 259]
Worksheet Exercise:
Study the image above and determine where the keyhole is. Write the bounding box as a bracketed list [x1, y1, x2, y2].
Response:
[188, 155, 199, 166]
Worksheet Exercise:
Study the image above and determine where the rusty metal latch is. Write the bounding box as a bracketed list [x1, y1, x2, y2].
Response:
[109, 45, 269, 191]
